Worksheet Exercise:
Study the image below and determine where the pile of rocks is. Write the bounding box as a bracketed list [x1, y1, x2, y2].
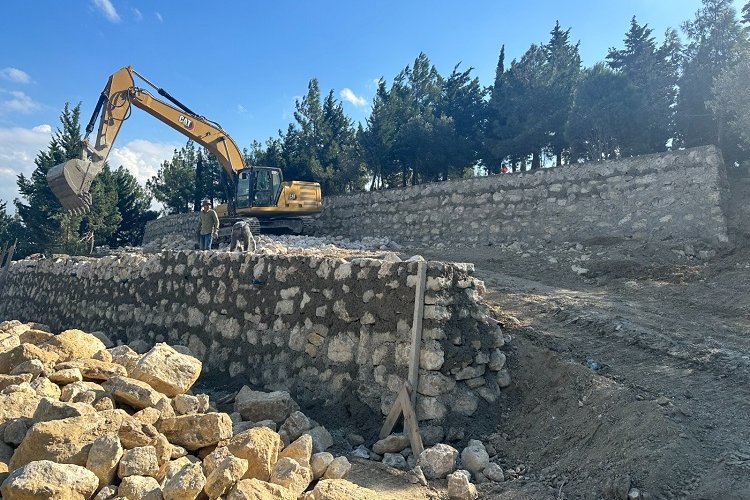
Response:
[0, 319, 376, 499]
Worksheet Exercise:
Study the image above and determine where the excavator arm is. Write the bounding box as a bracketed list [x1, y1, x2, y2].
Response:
[47, 66, 245, 214]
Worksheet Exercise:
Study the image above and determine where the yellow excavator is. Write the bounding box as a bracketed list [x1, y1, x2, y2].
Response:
[47, 66, 322, 235]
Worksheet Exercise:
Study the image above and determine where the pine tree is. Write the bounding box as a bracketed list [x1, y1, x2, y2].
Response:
[15, 103, 84, 255]
[108, 166, 157, 247]
[545, 22, 581, 165]
[146, 141, 197, 214]
[79, 164, 122, 249]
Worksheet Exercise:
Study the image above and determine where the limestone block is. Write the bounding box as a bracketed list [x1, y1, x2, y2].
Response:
[226, 426, 281, 481]
[417, 443, 458, 479]
[419, 340, 445, 370]
[306, 426, 334, 453]
[0, 344, 58, 375]
[372, 434, 410, 455]
[32, 397, 96, 423]
[162, 462, 206, 500]
[157, 413, 232, 451]
[130, 343, 202, 397]
[86, 434, 123, 489]
[118, 445, 159, 478]
[270, 456, 313, 496]
[279, 433, 313, 464]
[279, 411, 311, 443]
[118, 475, 162, 500]
[49, 368, 83, 385]
[447, 469, 478, 499]
[39, 329, 106, 362]
[205, 454, 249, 499]
[310, 452, 334, 479]
[483, 462, 505, 482]
[383, 452, 408, 470]
[417, 371, 455, 397]
[228, 478, 295, 500]
[301, 479, 377, 500]
[234, 387, 299, 423]
[488, 350, 506, 371]
[102, 376, 164, 409]
[322, 456, 351, 480]
[460, 440, 489, 475]
[55, 359, 127, 381]
[0, 460, 98, 500]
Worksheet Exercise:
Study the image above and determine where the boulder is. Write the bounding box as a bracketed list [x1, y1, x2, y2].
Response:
[204, 454, 249, 499]
[227, 478, 296, 500]
[156, 456, 193, 484]
[0, 331, 20, 354]
[102, 376, 165, 409]
[118, 445, 159, 478]
[279, 434, 313, 464]
[310, 452, 334, 480]
[0, 460, 98, 499]
[0, 344, 58, 375]
[447, 469, 478, 500]
[383, 452, 408, 470]
[372, 433, 410, 455]
[234, 386, 299, 423]
[483, 462, 505, 482]
[158, 413, 232, 451]
[0, 373, 33, 391]
[3, 418, 31, 446]
[18, 330, 53, 346]
[306, 426, 334, 453]
[40, 329, 107, 362]
[55, 359, 127, 381]
[31, 397, 96, 423]
[0, 391, 41, 434]
[460, 440, 489, 475]
[92, 485, 118, 500]
[279, 411, 311, 442]
[107, 345, 140, 375]
[162, 462, 206, 500]
[86, 434, 123, 489]
[322, 456, 351, 480]
[117, 420, 160, 449]
[118, 474, 162, 500]
[226, 426, 281, 481]
[48, 368, 83, 385]
[10, 409, 129, 469]
[172, 394, 202, 415]
[270, 456, 313, 497]
[10, 359, 45, 378]
[301, 479, 377, 500]
[417, 443, 458, 479]
[130, 343, 201, 397]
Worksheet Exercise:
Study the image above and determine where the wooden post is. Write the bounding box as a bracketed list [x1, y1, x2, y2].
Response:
[408, 261, 427, 407]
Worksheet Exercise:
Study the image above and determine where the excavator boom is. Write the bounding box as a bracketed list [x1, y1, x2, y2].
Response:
[48, 66, 246, 213]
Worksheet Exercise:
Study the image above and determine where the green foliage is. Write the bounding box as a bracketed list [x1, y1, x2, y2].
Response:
[108, 166, 157, 247]
[80, 164, 122, 249]
[707, 51, 750, 163]
[677, 0, 749, 154]
[147, 141, 198, 214]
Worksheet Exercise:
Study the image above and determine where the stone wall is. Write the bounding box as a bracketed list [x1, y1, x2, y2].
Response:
[0, 251, 509, 435]
[143, 212, 200, 245]
[318, 146, 730, 249]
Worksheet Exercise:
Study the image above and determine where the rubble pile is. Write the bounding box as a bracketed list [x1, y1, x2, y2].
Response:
[0, 319, 377, 499]
[139, 233, 401, 257]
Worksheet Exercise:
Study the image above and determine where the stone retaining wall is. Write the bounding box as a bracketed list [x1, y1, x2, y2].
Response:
[143, 212, 199, 245]
[0, 251, 509, 436]
[318, 145, 730, 249]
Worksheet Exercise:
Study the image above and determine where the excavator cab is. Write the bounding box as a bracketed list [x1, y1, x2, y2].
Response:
[235, 167, 283, 209]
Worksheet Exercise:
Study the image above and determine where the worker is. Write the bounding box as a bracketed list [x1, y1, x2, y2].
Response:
[197, 200, 219, 251]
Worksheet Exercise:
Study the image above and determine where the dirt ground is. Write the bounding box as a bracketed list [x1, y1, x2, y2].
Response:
[344, 176, 750, 498]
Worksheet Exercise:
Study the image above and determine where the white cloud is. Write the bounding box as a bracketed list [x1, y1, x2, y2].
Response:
[340, 88, 367, 107]
[0, 68, 31, 84]
[92, 0, 120, 22]
[0, 124, 53, 207]
[0, 90, 42, 114]
[109, 139, 178, 188]
[155, 12, 163, 23]
[132, 8, 142, 21]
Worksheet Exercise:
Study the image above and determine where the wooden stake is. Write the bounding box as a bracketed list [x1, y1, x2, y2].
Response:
[408, 260, 427, 407]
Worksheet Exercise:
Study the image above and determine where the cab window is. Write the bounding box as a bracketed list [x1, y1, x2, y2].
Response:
[236, 171, 251, 209]
[253, 170, 272, 206]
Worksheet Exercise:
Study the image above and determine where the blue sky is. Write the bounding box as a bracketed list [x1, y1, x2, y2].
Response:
[0, 0, 745, 207]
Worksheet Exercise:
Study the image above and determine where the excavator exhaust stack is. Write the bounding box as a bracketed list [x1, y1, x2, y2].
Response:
[47, 159, 103, 215]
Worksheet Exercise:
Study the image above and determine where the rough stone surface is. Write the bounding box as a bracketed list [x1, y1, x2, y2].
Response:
[85, 434, 124, 489]
[227, 426, 281, 481]
[32, 397, 96, 424]
[372, 433, 410, 455]
[0, 460, 98, 499]
[279, 433, 313, 464]
[483, 462, 505, 482]
[157, 412, 232, 451]
[234, 387, 300, 423]
[447, 469, 478, 500]
[279, 410, 311, 442]
[270, 456, 313, 496]
[228, 478, 296, 500]
[323, 456, 351, 479]
[307, 425, 334, 453]
[204, 454, 249, 499]
[40, 329, 106, 363]
[162, 462, 206, 500]
[301, 479, 377, 500]
[118, 445, 159, 478]
[118, 474, 162, 500]
[131, 343, 201, 397]
[102, 376, 165, 409]
[383, 452, 408, 470]
[460, 439, 490, 475]
[417, 443, 458, 479]
[310, 452, 334, 479]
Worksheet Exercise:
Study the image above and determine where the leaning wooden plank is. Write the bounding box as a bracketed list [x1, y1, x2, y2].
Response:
[408, 260, 427, 407]
[399, 385, 424, 457]
[379, 386, 405, 439]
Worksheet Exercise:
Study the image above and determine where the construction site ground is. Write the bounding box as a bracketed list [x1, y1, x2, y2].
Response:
[342, 178, 750, 499]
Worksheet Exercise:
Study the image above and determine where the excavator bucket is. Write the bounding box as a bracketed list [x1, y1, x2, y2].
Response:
[47, 158, 103, 215]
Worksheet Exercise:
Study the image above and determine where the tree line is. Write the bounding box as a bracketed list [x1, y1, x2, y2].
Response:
[2, 0, 749, 253]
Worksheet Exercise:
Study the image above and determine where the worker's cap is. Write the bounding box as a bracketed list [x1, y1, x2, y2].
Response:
[201, 200, 211, 206]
